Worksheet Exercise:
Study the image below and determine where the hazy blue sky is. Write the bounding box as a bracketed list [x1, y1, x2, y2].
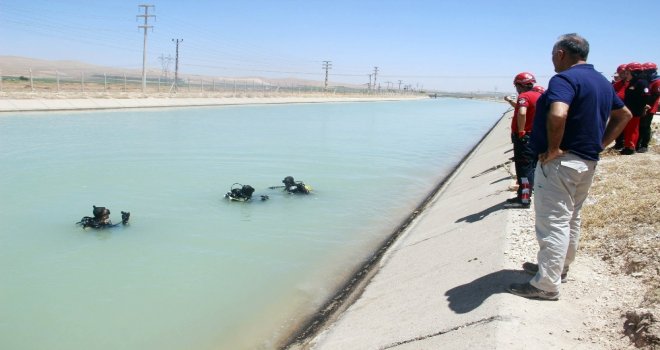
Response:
[1, 0, 658, 92]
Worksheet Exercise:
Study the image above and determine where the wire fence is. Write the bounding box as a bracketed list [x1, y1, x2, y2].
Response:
[0, 68, 422, 98]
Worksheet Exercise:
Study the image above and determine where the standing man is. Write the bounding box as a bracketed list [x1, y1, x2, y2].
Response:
[611, 64, 630, 150]
[508, 33, 631, 300]
[504, 73, 542, 208]
[638, 62, 658, 153]
[621, 62, 649, 155]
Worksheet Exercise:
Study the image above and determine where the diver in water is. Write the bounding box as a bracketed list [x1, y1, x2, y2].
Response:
[225, 183, 269, 201]
[280, 176, 311, 194]
[77, 205, 130, 229]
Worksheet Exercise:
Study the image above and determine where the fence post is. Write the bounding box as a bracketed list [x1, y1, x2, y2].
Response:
[29, 69, 34, 92]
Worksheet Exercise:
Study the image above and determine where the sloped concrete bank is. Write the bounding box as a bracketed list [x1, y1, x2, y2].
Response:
[284, 109, 516, 349]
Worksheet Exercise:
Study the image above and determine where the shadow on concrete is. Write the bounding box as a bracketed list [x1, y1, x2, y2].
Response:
[444, 269, 529, 314]
[471, 160, 511, 179]
[455, 202, 505, 223]
[490, 176, 511, 185]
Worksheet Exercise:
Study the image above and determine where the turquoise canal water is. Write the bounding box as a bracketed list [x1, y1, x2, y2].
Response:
[0, 99, 505, 349]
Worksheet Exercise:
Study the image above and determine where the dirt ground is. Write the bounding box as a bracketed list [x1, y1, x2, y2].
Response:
[503, 141, 659, 349]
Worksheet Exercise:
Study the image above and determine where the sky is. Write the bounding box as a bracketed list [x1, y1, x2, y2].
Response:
[1, 0, 658, 92]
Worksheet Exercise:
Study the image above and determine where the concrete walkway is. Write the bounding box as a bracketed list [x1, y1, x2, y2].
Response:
[291, 113, 524, 349]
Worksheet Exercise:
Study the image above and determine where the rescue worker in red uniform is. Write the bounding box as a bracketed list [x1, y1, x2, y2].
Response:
[503, 72, 542, 208]
[612, 64, 629, 150]
[532, 85, 546, 94]
[621, 62, 650, 155]
[612, 64, 629, 98]
[638, 62, 658, 153]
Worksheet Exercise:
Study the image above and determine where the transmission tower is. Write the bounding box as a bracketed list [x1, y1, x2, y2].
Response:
[137, 4, 155, 92]
[158, 54, 173, 79]
[322, 61, 332, 90]
[373, 66, 379, 91]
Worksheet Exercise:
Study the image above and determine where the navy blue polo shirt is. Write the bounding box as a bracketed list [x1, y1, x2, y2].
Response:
[530, 64, 625, 161]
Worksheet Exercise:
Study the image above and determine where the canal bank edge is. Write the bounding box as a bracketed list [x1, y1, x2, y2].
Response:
[0, 96, 426, 113]
[283, 108, 515, 349]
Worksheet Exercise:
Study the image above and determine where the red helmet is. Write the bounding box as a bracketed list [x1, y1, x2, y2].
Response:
[642, 62, 657, 71]
[626, 62, 643, 71]
[514, 72, 536, 86]
[532, 85, 545, 93]
[616, 64, 627, 73]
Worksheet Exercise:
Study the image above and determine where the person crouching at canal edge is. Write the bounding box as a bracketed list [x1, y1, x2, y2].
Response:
[503, 72, 542, 209]
[507, 33, 631, 300]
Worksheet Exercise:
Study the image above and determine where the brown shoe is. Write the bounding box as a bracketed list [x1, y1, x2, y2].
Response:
[507, 282, 559, 301]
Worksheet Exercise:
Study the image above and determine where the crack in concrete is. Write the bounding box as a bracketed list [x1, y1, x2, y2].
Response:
[380, 315, 504, 349]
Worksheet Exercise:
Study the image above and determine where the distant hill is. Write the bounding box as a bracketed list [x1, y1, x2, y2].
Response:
[0, 56, 142, 76]
[0, 55, 358, 88]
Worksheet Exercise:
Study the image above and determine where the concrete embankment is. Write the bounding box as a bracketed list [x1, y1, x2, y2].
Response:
[288, 111, 519, 349]
[0, 96, 425, 113]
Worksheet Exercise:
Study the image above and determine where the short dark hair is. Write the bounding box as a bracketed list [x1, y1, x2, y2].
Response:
[554, 33, 589, 60]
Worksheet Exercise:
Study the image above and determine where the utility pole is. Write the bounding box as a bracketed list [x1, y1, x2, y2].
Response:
[172, 38, 183, 92]
[373, 66, 379, 92]
[398, 80, 403, 91]
[322, 60, 332, 90]
[367, 74, 372, 91]
[137, 4, 155, 93]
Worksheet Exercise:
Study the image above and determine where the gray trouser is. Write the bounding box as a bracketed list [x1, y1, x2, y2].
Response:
[530, 153, 597, 293]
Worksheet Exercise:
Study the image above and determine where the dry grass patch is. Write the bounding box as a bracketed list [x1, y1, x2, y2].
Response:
[581, 143, 659, 348]
[583, 144, 659, 303]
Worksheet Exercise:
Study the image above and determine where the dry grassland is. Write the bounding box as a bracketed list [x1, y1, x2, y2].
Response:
[581, 129, 660, 347]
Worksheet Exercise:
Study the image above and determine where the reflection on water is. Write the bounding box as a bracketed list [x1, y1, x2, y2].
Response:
[0, 99, 504, 349]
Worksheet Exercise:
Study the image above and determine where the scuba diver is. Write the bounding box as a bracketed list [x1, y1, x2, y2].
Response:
[77, 205, 130, 229]
[277, 176, 312, 194]
[225, 183, 269, 201]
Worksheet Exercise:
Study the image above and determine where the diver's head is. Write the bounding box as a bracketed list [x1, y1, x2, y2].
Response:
[93, 205, 110, 218]
[282, 176, 295, 186]
[121, 211, 130, 225]
[241, 185, 255, 198]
